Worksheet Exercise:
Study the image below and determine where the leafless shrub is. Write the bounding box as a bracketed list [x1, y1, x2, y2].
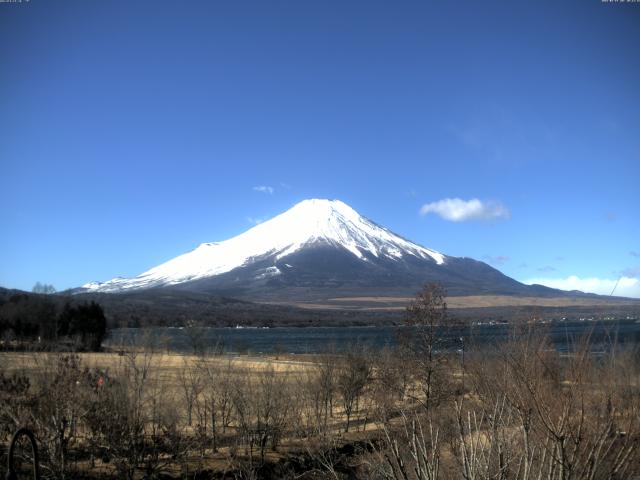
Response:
[195, 356, 236, 452]
[81, 348, 192, 479]
[371, 346, 412, 422]
[177, 357, 202, 427]
[183, 319, 207, 355]
[457, 327, 640, 480]
[337, 348, 372, 433]
[0, 367, 32, 445]
[365, 410, 440, 480]
[30, 354, 90, 479]
[231, 365, 293, 465]
[295, 355, 337, 439]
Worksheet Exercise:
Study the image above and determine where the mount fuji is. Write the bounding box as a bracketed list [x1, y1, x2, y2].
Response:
[79, 199, 562, 301]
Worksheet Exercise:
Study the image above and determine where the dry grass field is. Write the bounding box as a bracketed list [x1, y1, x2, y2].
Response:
[0, 351, 317, 376]
[266, 294, 640, 311]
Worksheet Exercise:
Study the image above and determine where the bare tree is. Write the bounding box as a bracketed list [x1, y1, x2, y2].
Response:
[25, 354, 88, 479]
[32, 282, 56, 294]
[177, 357, 202, 426]
[372, 345, 411, 421]
[337, 348, 371, 433]
[318, 354, 337, 422]
[458, 327, 640, 480]
[183, 319, 207, 355]
[195, 356, 236, 452]
[404, 283, 451, 412]
[373, 411, 441, 480]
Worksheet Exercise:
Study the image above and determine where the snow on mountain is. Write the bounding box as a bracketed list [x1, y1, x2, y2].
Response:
[82, 199, 446, 293]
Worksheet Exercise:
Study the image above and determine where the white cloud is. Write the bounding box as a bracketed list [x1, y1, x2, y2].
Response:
[253, 185, 274, 194]
[419, 198, 510, 222]
[524, 275, 640, 298]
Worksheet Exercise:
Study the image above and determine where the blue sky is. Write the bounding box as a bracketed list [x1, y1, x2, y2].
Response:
[1, 0, 639, 297]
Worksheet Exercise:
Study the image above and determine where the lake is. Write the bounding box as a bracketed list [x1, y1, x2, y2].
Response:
[105, 318, 640, 354]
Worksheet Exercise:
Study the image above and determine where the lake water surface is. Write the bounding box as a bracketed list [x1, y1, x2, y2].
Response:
[106, 318, 640, 354]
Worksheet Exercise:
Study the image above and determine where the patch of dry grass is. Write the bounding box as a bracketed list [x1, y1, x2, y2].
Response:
[279, 294, 640, 310]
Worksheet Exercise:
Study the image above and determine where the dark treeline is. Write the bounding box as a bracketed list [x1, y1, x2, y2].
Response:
[0, 286, 403, 330]
[0, 291, 106, 351]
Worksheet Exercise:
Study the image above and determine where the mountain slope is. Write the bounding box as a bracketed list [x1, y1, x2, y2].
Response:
[80, 199, 570, 300]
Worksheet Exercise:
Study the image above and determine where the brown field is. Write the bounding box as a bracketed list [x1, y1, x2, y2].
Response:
[0, 351, 317, 375]
[269, 294, 640, 310]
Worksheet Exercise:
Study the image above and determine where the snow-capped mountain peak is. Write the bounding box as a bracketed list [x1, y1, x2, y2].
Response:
[81, 199, 445, 293]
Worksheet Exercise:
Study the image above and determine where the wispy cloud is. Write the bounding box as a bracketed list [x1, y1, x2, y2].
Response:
[524, 275, 640, 298]
[448, 106, 554, 168]
[537, 265, 557, 273]
[253, 185, 274, 195]
[419, 198, 510, 222]
[622, 266, 640, 278]
[630, 251, 640, 258]
[484, 255, 510, 266]
[405, 189, 418, 198]
[279, 182, 292, 190]
[247, 216, 264, 225]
